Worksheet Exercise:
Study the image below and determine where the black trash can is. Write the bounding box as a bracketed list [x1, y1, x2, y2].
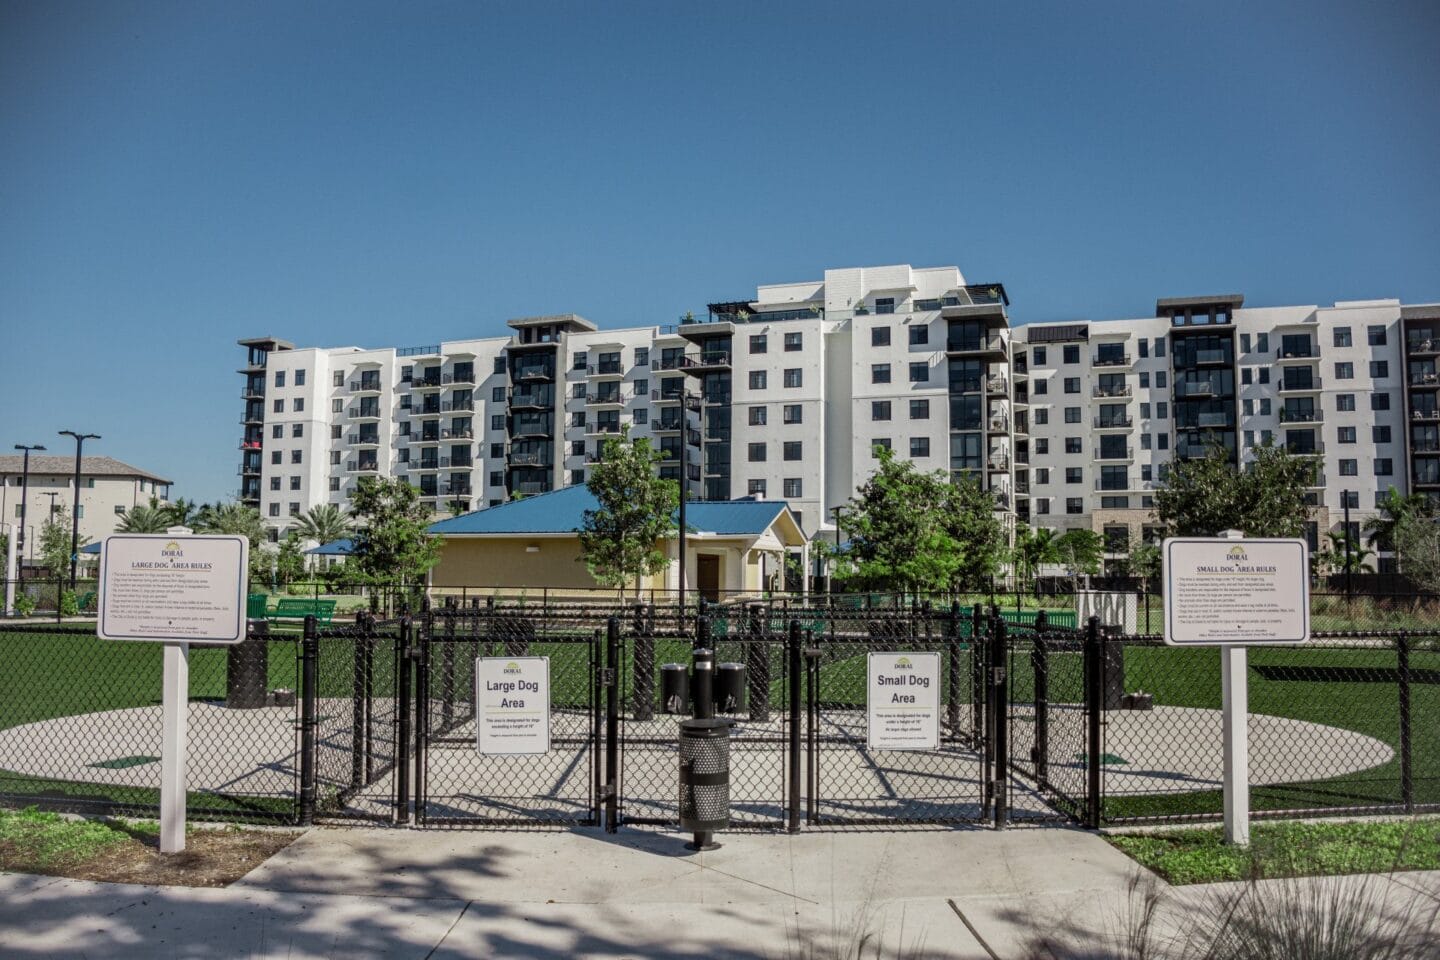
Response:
[715, 662, 747, 714]
[661, 663, 690, 714]
[678, 717, 732, 850]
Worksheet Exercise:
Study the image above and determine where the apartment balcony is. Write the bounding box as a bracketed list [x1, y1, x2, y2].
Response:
[1284, 441, 1325, 457]
[1093, 416, 1134, 430]
[992, 489, 1012, 509]
[441, 427, 474, 440]
[411, 458, 451, 472]
[512, 367, 555, 384]
[985, 377, 1008, 396]
[411, 373, 444, 390]
[348, 406, 383, 420]
[441, 400, 474, 413]
[1181, 412, 1234, 429]
[1015, 478, 1030, 495]
[439, 483, 472, 497]
[349, 379, 383, 393]
[1409, 372, 1440, 389]
[237, 463, 261, 476]
[239, 439, 263, 451]
[1407, 337, 1440, 357]
[1093, 479, 1134, 492]
[1093, 354, 1133, 368]
[987, 456, 1010, 472]
[586, 388, 630, 407]
[652, 390, 688, 405]
[346, 460, 380, 473]
[1276, 346, 1317, 363]
[1412, 440, 1440, 456]
[347, 433, 381, 446]
[945, 335, 1006, 358]
[652, 354, 688, 371]
[509, 422, 552, 439]
[242, 410, 264, 425]
[412, 404, 443, 418]
[1012, 419, 1029, 437]
[1411, 410, 1440, 423]
[652, 417, 685, 434]
[444, 372, 476, 386]
[679, 351, 732, 375]
[1174, 381, 1218, 399]
[508, 390, 553, 410]
[986, 418, 1010, 434]
[1279, 408, 1324, 424]
[1092, 385, 1133, 400]
[587, 422, 624, 437]
[1193, 349, 1232, 366]
[513, 481, 550, 496]
[587, 362, 626, 379]
[447, 456, 474, 469]
[1278, 376, 1323, 394]
[507, 451, 551, 468]
[240, 388, 264, 401]
[410, 433, 442, 445]
[1094, 447, 1135, 462]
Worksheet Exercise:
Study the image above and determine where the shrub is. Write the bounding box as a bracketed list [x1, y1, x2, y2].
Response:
[59, 590, 79, 617]
[13, 593, 36, 617]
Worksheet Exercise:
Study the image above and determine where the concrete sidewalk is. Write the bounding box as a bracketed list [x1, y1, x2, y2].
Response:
[1, 825, 1436, 959]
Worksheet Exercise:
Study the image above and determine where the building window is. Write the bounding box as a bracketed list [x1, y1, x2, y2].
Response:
[748, 443, 767, 462]
[748, 479, 767, 496]
[871, 327, 890, 347]
[871, 364, 891, 384]
[273, 398, 284, 413]
[1371, 392, 1390, 411]
[784, 441, 802, 460]
[1338, 426, 1356, 443]
[295, 370, 306, 386]
[1063, 377, 1079, 393]
[1334, 327, 1352, 347]
[1032, 346, 1047, 365]
[1240, 334, 1251, 353]
[572, 383, 586, 399]
[272, 424, 284, 439]
[750, 334, 767, 354]
[1035, 408, 1048, 425]
[749, 370, 767, 390]
[872, 401, 892, 421]
[493, 386, 506, 402]
[331, 399, 342, 414]
[1066, 467, 1082, 484]
[291, 450, 302, 464]
[909, 325, 928, 345]
[1066, 498, 1083, 514]
[875, 297, 895, 315]
[333, 371, 344, 387]
[294, 398, 304, 412]
[573, 351, 587, 371]
[633, 408, 648, 425]
[749, 406, 767, 426]
[1375, 458, 1394, 476]
[1139, 372, 1150, 388]
[909, 399, 929, 419]
[1342, 490, 1359, 509]
[783, 404, 802, 424]
[290, 476, 301, 491]
[269, 503, 280, 517]
[1368, 325, 1387, 346]
[1259, 398, 1271, 415]
[1065, 437, 1082, 454]
[1336, 362, 1353, 379]
[292, 424, 304, 438]
[330, 450, 341, 465]
[1337, 394, 1355, 412]
[909, 362, 928, 383]
[1374, 425, 1392, 443]
[1036, 498, 1050, 515]
[872, 439, 891, 455]
[783, 478, 802, 498]
[910, 437, 929, 457]
[1036, 438, 1049, 455]
[1339, 459, 1358, 476]
[271, 450, 282, 465]
[1063, 345, 1079, 364]
[270, 477, 281, 491]
[1036, 468, 1050, 484]
[1141, 433, 1151, 450]
[784, 369, 802, 388]
[1156, 371, 1167, 388]
[288, 502, 300, 516]
[571, 412, 586, 428]
[1370, 361, 1389, 379]
[784, 332, 803, 351]
[1138, 339, 1149, 358]
[1033, 379, 1047, 395]
[489, 471, 503, 487]
[329, 477, 341, 492]
[1064, 407, 1081, 424]
[275, 371, 286, 388]
[493, 357, 506, 374]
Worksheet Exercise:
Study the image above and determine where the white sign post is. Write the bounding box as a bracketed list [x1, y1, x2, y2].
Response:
[97, 530, 248, 853]
[475, 657, 551, 755]
[866, 652, 941, 751]
[1163, 532, 1310, 845]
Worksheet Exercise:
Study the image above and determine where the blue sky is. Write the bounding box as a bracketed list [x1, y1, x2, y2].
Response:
[2, 0, 1437, 504]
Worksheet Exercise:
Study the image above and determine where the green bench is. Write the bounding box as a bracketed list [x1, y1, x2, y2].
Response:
[267, 598, 337, 626]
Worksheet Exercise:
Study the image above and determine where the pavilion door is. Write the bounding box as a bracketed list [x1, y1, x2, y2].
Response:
[696, 554, 721, 601]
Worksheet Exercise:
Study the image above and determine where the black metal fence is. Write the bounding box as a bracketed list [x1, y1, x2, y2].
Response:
[2, 600, 1435, 832]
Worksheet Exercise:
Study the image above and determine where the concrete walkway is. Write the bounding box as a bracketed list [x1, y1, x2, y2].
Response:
[1, 825, 1437, 959]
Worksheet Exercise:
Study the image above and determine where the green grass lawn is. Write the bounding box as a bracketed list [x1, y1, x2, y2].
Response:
[1108, 818, 1440, 884]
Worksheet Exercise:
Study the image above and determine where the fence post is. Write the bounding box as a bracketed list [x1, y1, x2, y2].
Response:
[748, 603, 771, 722]
[1032, 609, 1049, 789]
[395, 614, 413, 824]
[413, 609, 431, 824]
[991, 614, 1008, 829]
[299, 615, 319, 825]
[946, 601, 961, 733]
[632, 601, 653, 722]
[1398, 632, 1414, 813]
[696, 610, 711, 652]
[788, 618, 802, 834]
[1084, 615, 1102, 829]
[604, 616, 620, 833]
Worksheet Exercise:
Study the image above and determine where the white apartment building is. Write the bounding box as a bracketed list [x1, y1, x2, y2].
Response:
[0, 455, 173, 573]
[237, 266, 1439, 571]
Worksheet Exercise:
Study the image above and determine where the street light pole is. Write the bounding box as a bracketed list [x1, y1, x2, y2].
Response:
[59, 431, 100, 590]
[12, 444, 45, 589]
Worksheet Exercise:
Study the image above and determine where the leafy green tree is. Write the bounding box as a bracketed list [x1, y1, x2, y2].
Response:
[275, 535, 307, 585]
[38, 509, 85, 578]
[1153, 439, 1314, 538]
[1395, 515, 1440, 593]
[1012, 525, 1058, 596]
[1364, 487, 1431, 557]
[578, 427, 679, 596]
[115, 497, 173, 533]
[836, 447, 1001, 593]
[196, 501, 269, 582]
[0, 529, 8, 581]
[1124, 539, 1163, 584]
[1054, 529, 1104, 589]
[290, 504, 353, 546]
[350, 477, 441, 588]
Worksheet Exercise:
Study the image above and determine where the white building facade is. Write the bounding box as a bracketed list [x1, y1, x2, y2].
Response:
[237, 267, 1439, 571]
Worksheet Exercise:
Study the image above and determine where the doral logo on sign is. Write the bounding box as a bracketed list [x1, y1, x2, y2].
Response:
[161, 541, 184, 558]
[893, 656, 913, 669]
[503, 662, 522, 674]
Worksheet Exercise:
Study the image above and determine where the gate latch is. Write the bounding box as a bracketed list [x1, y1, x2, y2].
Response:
[598, 667, 617, 687]
[991, 666, 1007, 685]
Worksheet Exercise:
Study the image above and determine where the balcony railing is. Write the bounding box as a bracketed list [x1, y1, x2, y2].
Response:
[1276, 346, 1316, 360]
[1094, 447, 1134, 461]
[513, 367, 555, 383]
[240, 388, 264, 400]
[1093, 479, 1132, 492]
[446, 372, 476, 385]
[946, 335, 1005, 354]
[588, 422, 623, 435]
[1193, 349, 1231, 365]
[679, 351, 732, 369]
[1408, 337, 1439, 355]
[439, 483, 472, 496]
[1174, 381, 1218, 399]
[1413, 441, 1440, 454]
[1285, 442, 1326, 456]
[1279, 409, 1323, 424]
[587, 362, 625, 376]
[346, 461, 379, 472]
[349, 379, 383, 392]
[509, 390, 553, 408]
[985, 377, 1008, 395]
[1278, 376, 1323, 392]
[1409, 372, 1440, 386]
[586, 390, 629, 405]
[1093, 354, 1132, 367]
[441, 400, 474, 412]
[514, 482, 550, 496]
[441, 427, 474, 440]
[1092, 385, 1132, 399]
[347, 433, 380, 445]
[1411, 410, 1440, 422]
[507, 452, 550, 467]
[411, 373, 443, 388]
[1093, 416, 1134, 429]
[987, 418, 1009, 432]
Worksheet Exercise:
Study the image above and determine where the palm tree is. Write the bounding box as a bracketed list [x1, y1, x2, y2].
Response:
[198, 501, 266, 546]
[290, 504, 352, 546]
[163, 497, 205, 530]
[1364, 488, 1431, 557]
[1326, 531, 1376, 574]
[115, 498, 172, 533]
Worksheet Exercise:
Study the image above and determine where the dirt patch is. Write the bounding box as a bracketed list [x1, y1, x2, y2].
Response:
[3, 824, 302, 888]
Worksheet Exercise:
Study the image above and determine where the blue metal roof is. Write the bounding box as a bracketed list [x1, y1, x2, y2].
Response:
[427, 483, 793, 537]
[308, 538, 355, 556]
